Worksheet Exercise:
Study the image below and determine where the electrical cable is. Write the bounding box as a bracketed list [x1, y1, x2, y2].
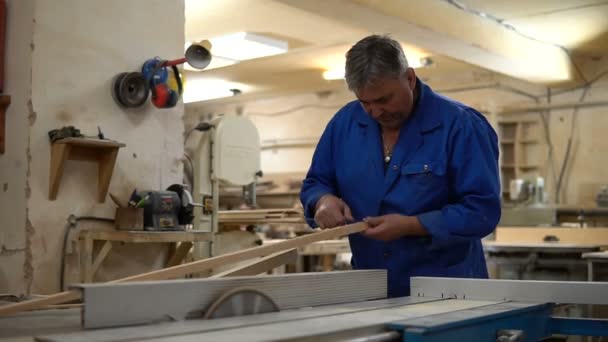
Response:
[247, 104, 340, 117]
[60, 215, 114, 291]
[182, 121, 214, 188]
[547, 69, 608, 97]
[441, 0, 591, 83]
[538, 89, 558, 202]
[555, 85, 591, 203]
[183, 153, 195, 190]
[184, 121, 215, 143]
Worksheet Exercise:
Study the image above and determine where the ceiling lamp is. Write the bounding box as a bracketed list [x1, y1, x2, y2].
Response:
[185, 32, 288, 71]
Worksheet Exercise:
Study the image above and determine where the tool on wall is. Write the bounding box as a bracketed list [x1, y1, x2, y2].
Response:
[48, 125, 107, 143]
[112, 40, 212, 109]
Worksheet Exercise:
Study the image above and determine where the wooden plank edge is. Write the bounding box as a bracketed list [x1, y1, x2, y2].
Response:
[209, 249, 298, 278]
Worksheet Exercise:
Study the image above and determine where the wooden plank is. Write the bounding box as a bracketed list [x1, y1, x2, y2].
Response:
[91, 241, 112, 276]
[210, 249, 298, 278]
[0, 222, 367, 316]
[219, 218, 305, 224]
[218, 208, 304, 224]
[263, 239, 351, 255]
[55, 137, 126, 148]
[116, 222, 366, 282]
[322, 255, 334, 271]
[48, 143, 71, 200]
[495, 227, 608, 245]
[218, 209, 302, 216]
[37, 303, 83, 311]
[79, 235, 94, 283]
[84, 230, 213, 243]
[0, 291, 81, 317]
[79, 270, 387, 329]
[166, 242, 193, 267]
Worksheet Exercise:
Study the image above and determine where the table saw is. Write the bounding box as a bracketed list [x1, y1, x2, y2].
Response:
[1, 271, 608, 341]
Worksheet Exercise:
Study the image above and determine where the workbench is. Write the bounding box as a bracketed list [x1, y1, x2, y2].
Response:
[500, 205, 608, 227]
[582, 251, 608, 281]
[264, 239, 604, 276]
[483, 241, 601, 280]
[78, 229, 212, 283]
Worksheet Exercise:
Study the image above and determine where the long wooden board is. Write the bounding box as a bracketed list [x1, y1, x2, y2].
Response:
[495, 227, 608, 245]
[209, 249, 298, 278]
[0, 222, 366, 317]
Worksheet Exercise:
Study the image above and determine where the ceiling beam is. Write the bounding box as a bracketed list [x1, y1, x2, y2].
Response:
[277, 0, 575, 85]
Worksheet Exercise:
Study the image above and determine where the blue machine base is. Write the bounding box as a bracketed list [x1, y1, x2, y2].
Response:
[387, 302, 608, 341]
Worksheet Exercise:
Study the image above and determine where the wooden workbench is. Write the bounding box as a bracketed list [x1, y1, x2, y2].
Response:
[78, 230, 213, 283]
[582, 251, 608, 281]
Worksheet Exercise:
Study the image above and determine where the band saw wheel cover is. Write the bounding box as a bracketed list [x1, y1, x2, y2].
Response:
[113, 72, 149, 108]
[203, 287, 279, 319]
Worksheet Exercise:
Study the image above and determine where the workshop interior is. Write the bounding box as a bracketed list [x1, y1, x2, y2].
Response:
[1, 0, 608, 341]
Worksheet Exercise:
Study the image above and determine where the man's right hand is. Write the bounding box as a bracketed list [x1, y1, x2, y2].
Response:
[314, 194, 355, 228]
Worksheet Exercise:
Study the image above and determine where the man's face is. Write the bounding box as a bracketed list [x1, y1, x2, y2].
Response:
[355, 68, 417, 130]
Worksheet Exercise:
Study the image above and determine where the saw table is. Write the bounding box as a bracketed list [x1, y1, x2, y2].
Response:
[1, 271, 608, 341]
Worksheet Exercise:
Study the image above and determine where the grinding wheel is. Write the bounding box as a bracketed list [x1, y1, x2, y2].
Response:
[112, 72, 149, 108]
[203, 287, 279, 319]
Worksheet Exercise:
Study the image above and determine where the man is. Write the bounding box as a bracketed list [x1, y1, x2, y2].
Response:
[300, 35, 501, 298]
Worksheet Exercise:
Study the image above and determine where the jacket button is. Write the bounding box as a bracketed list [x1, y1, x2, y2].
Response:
[392, 165, 398, 171]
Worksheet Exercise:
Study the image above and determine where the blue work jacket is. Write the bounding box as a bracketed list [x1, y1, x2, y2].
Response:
[300, 79, 501, 297]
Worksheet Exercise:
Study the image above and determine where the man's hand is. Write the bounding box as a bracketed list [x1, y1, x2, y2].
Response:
[362, 214, 427, 241]
[314, 194, 355, 228]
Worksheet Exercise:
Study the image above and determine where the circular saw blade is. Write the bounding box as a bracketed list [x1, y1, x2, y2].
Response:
[204, 287, 279, 319]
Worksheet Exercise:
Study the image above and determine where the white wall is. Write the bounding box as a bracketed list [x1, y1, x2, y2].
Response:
[0, 0, 186, 295]
[0, 0, 34, 294]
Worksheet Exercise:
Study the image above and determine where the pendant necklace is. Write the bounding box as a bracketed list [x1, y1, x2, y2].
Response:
[384, 144, 392, 164]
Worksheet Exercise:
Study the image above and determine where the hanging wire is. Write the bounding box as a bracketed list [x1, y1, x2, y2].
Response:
[555, 85, 591, 203]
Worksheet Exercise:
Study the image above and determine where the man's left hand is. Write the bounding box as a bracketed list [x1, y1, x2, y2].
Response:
[362, 214, 427, 241]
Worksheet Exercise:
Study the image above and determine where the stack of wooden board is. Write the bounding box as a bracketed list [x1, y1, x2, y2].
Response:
[218, 208, 304, 224]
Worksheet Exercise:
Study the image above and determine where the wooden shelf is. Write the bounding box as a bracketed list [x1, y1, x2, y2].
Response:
[49, 137, 125, 202]
[498, 118, 542, 199]
[0, 95, 10, 154]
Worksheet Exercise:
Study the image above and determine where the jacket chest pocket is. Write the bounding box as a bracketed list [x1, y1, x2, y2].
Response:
[401, 161, 447, 193]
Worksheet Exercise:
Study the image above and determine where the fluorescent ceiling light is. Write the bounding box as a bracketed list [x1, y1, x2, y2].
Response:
[322, 68, 345, 81]
[183, 78, 250, 103]
[185, 32, 288, 71]
[212, 32, 288, 60]
[322, 55, 424, 81]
